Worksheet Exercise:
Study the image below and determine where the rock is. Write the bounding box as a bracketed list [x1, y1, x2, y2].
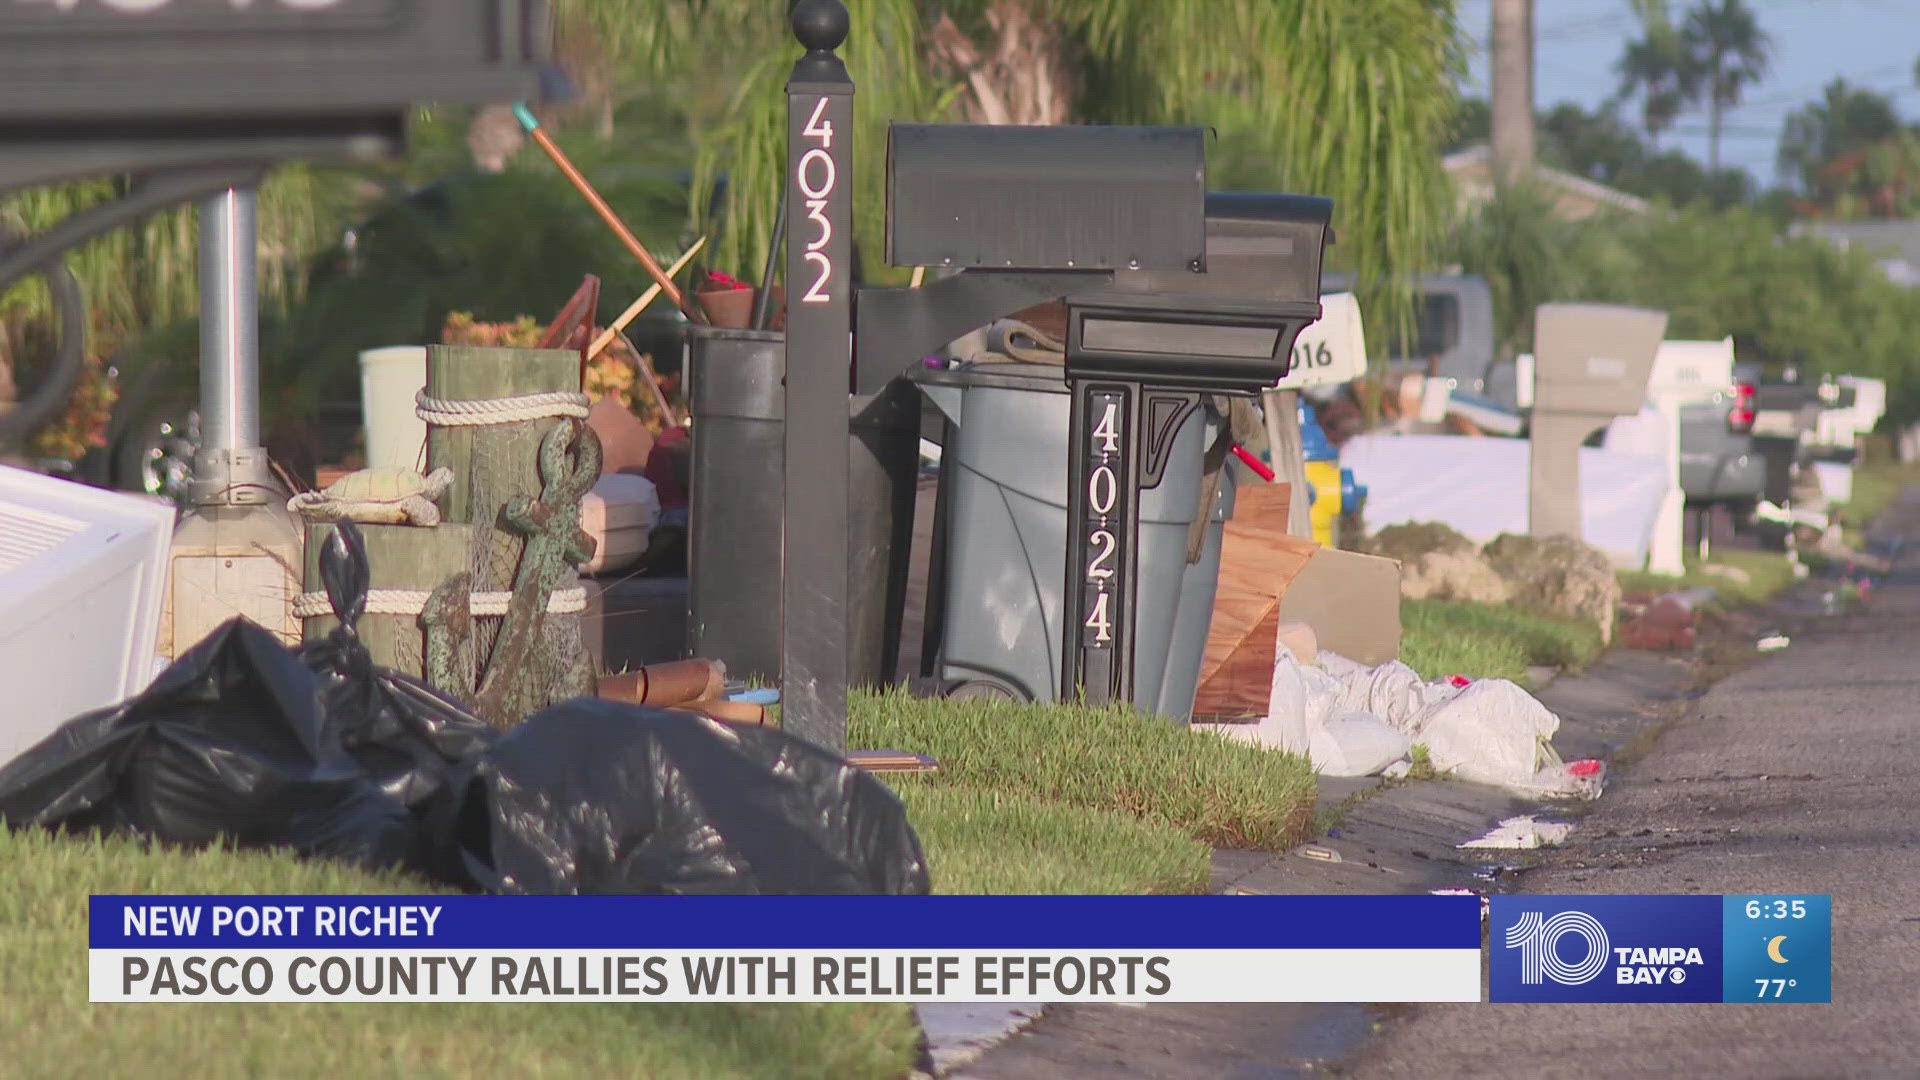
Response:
[1399, 550, 1513, 605]
[1483, 533, 1622, 644]
[1362, 521, 1478, 563]
[1363, 522, 1512, 606]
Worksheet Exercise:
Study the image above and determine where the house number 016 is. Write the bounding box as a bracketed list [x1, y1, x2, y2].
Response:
[797, 96, 836, 304]
[1083, 394, 1125, 647]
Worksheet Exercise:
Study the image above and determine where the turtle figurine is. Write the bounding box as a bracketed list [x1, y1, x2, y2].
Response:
[288, 466, 456, 527]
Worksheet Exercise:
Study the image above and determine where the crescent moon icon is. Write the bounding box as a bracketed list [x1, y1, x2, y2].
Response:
[1767, 935, 1789, 964]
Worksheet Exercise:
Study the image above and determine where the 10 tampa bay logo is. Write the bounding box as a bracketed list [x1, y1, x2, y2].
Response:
[1489, 896, 1723, 1002]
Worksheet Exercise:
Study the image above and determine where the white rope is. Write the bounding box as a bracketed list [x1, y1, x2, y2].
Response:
[415, 389, 591, 427]
[294, 586, 589, 620]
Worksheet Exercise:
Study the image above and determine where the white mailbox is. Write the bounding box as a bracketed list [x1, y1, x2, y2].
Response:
[1276, 291, 1366, 391]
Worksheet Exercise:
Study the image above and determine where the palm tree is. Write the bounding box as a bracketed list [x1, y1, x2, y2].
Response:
[1777, 79, 1901, 214]
[1614, 29, 1696, 146]
[561, 0, 1464, 352]
[1679, 0, 1771, 173]
[1489, 0, 1535, 185]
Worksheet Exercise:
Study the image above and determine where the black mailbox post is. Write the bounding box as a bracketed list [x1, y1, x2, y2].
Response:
[1059, 194, 1332, 706]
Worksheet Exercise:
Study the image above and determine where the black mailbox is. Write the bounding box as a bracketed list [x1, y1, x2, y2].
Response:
[1064, 192, 1333, 393]
[0, 0, 547, 196]
[1056, 191, 1332, 711]
[0, 1, 545, 122]
[885, 123, 1206, 272]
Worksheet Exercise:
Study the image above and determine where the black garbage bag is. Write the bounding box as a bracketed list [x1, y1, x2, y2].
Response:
[428, 697, 932, 895]
[0, 617, 426, 875]
[296, 522, 497, 811]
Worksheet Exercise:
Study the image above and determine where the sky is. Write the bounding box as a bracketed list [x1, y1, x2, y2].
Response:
[1453, 0, 1920, 186]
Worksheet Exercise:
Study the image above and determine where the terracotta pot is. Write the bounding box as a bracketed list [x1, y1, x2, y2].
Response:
[696, 287, 756, 329]
[766, 285, 787, 331]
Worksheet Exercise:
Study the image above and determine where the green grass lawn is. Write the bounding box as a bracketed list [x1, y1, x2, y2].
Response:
[891, 783, 1209, 895]
[851, 688, 1317, 853]
[0, 829, 922, 1080]
[1398, 597, 1604, 684]
[1617, 547, 1798, 608]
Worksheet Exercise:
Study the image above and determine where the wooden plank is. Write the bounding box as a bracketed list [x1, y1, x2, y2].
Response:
[1192, 482, 1319, 720]
[424, 344, 593, 719]
[847, 750, 939, 774]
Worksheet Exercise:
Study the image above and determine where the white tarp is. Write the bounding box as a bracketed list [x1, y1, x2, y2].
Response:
[1340, 432, 1671, 568]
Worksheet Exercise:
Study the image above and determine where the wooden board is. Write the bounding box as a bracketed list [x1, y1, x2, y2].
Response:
[848, 750, 939, 774]
[1191, 483, 1319, 720]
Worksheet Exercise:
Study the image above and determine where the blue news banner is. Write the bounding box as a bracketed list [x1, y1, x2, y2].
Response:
[90, 895, 1481, 1003]
[88, 894, 1830, 1004]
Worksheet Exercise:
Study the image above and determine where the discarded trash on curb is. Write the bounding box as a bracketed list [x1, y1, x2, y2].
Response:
[1458, 815, 1572, 850]
[1429, 889, 1491, 921]
[1756, 634, 1791, 652]
[1294, 844, 1343, 863]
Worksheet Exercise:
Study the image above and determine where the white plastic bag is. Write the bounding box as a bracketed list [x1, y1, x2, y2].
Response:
[1412, 680, 1560, 788]
[1309, 711, 1414, 777]
[1219, 651, 1343, 754]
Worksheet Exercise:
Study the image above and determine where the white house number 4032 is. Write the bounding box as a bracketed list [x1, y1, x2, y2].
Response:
[1083, 395, 1125, 647]
[797, 97, 837, 304]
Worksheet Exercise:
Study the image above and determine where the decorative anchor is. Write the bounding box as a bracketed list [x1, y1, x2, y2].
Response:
[421, 417, 602, 724]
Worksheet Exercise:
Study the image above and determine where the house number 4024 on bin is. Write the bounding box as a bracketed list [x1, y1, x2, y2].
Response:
[1083, 390, 1129, 648]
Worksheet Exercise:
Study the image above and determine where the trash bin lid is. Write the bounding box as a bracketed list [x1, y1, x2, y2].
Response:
[908, 361, 1070, 396]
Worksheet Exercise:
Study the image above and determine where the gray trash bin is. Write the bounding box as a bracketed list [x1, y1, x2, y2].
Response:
[912, 361, 1233, 720]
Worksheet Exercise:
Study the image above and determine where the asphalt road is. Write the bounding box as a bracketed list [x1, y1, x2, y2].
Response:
[1345, 489, 1920, 1078]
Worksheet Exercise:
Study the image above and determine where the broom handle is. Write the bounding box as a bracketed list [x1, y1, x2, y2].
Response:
[514, 104, 699, 322]
[588, 237, 707, 362]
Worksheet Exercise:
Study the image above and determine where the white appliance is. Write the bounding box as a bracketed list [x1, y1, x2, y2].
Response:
[0, 466, 176, 767]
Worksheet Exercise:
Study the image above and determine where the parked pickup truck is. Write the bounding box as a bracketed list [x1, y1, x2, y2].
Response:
[1320, 272, 1765, 513]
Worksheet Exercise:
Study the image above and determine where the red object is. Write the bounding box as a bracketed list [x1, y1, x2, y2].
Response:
[646, 426, 691, 511]
[1727, 382, 1756, 433]
[1447, 674, 1472, 688]
[1621, 613, 1696, 651]
[705, 270, 752, 292]
[1232, 444, 1276, 482]
[1567, 759, 1603, 778]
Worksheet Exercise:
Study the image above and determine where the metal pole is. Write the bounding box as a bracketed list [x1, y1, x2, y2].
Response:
[782, 0, 854, 751]
[190, 186, 270, 506]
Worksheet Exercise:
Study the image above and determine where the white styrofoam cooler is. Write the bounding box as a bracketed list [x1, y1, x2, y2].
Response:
[579, 473, 661, 575]
[0, 466, 175, 767]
